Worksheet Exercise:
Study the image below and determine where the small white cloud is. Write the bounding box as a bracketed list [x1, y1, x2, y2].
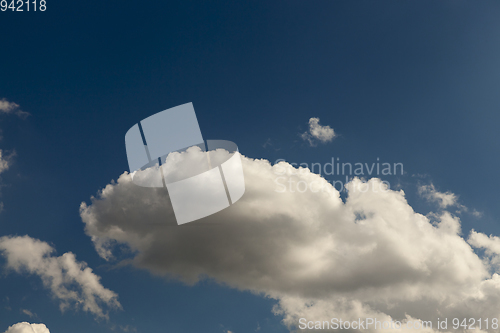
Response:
[0, 98, 29, 119]
[0, 150, 15, 175]
[0, 149, 16, 213]
[3, 322, 49, 333]
[300, 117, 336, 146]
[0, 99, 19, 113]
[0, 235, 121, 319]
[418, 183, 457, 208]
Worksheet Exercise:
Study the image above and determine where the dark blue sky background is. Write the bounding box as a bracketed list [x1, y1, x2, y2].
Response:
[1, 1, 500, 332]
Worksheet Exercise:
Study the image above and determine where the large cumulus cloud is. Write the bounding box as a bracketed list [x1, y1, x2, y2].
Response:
[80, 150, 500, 332]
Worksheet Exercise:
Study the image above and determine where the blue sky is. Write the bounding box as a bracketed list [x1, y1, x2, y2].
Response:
[2, 1, 500, 333]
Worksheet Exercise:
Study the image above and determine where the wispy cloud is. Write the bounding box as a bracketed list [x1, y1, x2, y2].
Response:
[418, 183, 457, 208]
[0, 149, 14, 175]
[0, 235, 121, 320]
[119, 325, 137, 332]
[20, 309, 36, 318]
[0, 98, 29, 119]
[472, 209, 483, 218]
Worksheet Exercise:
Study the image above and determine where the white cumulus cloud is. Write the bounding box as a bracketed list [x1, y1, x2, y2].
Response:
[3, 322, 49, 333]
[301, 117, 336, 146]
[0, 235, 121, 319]
[81, 149, 500, 332]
